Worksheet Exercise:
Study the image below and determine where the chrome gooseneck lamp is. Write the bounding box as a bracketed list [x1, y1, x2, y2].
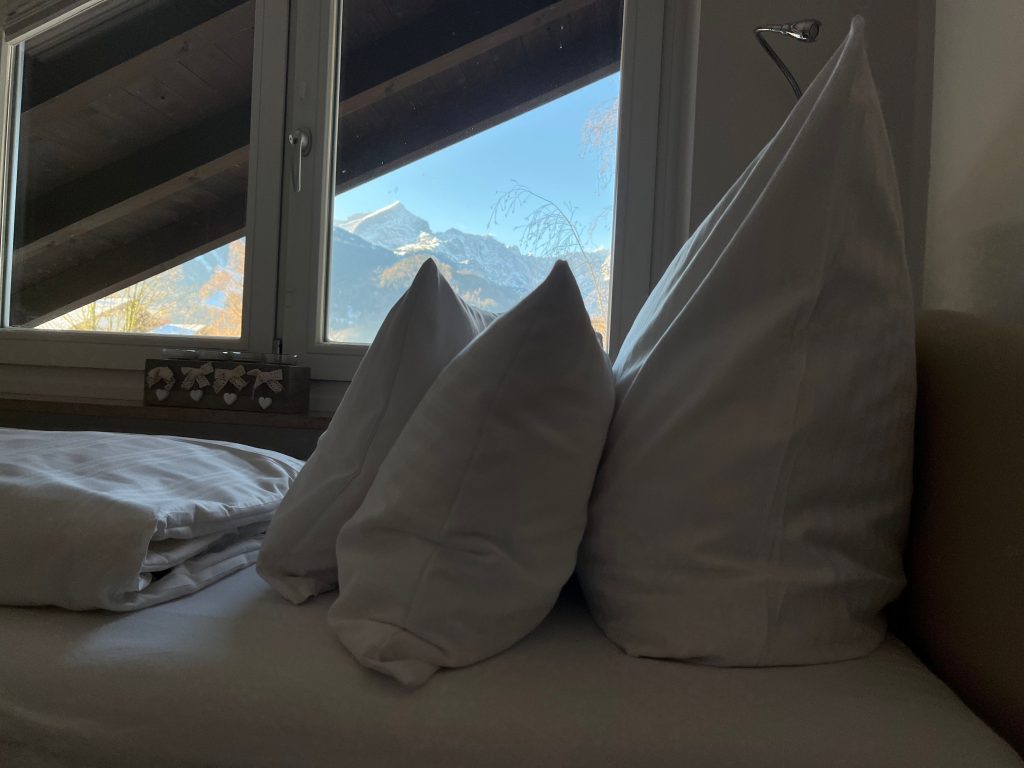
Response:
[754, 19, 822, 101]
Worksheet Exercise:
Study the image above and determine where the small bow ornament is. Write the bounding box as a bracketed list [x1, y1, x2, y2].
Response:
[248, 368, 284, 398]
[146, 366, 175, 390]
[181, 362, 214, 390]
[213, 365, 248, 393]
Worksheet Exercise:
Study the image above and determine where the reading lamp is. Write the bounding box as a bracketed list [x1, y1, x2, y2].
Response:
[754, 19, 822, 101]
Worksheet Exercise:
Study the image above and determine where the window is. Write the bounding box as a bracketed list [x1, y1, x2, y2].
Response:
[0, 0, 679, 396]
[5, 1, 256, 336]
[329, 74, 620, 346]
[325, 1, 623, 347]
[0, 0, 286, 373]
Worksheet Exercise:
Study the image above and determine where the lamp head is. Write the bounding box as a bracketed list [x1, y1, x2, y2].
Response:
[756, 19, 821, 42]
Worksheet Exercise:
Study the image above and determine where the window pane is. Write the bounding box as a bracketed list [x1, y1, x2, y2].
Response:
[326, 0, 623, 347]
[4, 0, 255, 337]
[37, 238, 245, 336]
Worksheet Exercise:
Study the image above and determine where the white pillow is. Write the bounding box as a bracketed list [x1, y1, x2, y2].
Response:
[258, 260, 493, 603]
[579, 18, 917, 666]
[328, 261, 614, 686]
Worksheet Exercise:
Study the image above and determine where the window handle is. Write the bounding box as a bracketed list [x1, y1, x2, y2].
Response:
[287, 128, 311, 192]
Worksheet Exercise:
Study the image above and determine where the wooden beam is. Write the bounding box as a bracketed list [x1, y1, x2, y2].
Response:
[16, 100, 251, 248]
[339, 0, 553, 97]
[12, 197, 246, 326]
[21, 0, 245, 110]
[340, 0, 598, 116]
[21, 227, 244, 328]
[18, 2, 254, 131]
[14, 146, 247, 263]
[337, 4, 620, 191]
[16, 0, 599, 253]
[2, 0, 86, 40]
[337, 62, 618, 197]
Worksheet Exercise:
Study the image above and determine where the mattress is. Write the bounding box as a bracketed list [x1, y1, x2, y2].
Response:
[0, 568, 1019, 768]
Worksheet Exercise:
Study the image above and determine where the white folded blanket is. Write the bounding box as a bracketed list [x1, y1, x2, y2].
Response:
[0, 428, 303, 611]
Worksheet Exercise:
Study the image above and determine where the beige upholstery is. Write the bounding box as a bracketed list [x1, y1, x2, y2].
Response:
[893, 310, 1024, 755]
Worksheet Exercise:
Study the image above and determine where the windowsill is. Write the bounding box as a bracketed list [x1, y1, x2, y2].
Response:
[0, 396, 333, 430]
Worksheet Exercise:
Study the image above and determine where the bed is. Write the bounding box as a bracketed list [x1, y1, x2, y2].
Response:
[1, 566, 1018, 768]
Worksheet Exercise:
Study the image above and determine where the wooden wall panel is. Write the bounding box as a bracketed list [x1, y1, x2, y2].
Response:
[2, 0, 91, 39]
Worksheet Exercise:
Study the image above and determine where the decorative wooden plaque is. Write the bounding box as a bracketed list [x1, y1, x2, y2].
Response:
[143, 359, 310, 414]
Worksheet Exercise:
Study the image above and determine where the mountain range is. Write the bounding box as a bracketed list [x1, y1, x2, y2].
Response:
[328, 201, 610, 342]
[80, 200, 610, 340]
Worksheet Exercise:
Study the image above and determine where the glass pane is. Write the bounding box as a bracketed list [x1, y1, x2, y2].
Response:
[4, 0, 255, 337]
[37, 238, 245, 336]
[326, 0, 624, 347]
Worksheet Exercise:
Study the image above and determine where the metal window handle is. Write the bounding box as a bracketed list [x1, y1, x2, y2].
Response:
[287, 128, 311, 192]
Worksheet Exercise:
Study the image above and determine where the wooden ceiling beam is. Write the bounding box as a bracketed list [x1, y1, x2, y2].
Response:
[16, 0, 600, 256]
[2, 0, 83, 40]
[340, 0, 599, 117]
[340, 0, 553, 97]
[11, 198, 246, 327]
[337, 61, 618, 198]
[14, 146, 247, 263]
[21, 0, 246, 110]
[15, 100, 251, 251]
[18, 2, 254, 132]
[337, 1, 619, 191]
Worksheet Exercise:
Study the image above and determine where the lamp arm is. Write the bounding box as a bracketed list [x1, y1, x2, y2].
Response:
[755, 30, 803, 100]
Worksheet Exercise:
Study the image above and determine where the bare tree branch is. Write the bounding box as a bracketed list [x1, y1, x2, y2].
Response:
[490, 181, 609, 328]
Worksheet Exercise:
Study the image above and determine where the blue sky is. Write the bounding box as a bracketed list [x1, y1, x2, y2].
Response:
[333, 73, 620, 249]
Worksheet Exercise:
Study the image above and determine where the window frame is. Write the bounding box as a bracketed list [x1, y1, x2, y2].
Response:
[0, 0, 699, 402]
[276, 0, 679, 379]
[0, 0, 290, 370]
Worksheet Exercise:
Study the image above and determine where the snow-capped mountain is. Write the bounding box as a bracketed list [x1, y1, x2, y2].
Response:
[341, 202, 549, 294]
[329, 201, 610, 342]
[432, 227, 552, 294]
[340, 202, 431, 251]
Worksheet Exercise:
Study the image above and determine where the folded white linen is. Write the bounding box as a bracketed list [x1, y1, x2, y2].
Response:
[0, 428, 303, 611]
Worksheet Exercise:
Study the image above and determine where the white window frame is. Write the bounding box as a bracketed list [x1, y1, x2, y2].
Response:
[0, 0, 289, 370]
[276, 0, 695, 378]
[0, 0, 700, 403]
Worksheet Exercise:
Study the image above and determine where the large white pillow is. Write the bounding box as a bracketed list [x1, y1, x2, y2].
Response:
[328, 262, 614, 686]
[579, 18, 917, 666]
[258, 260, 493, 603]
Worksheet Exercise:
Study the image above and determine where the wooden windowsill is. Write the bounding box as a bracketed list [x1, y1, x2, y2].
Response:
[0, 396, 333, 430]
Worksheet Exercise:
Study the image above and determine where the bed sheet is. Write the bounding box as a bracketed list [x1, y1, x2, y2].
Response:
[0, 567, 1019, 768]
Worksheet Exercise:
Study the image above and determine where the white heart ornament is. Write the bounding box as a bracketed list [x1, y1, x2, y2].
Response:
[155, 389, 170, 402]
[258, 396, 272, 411]
[223, 393, 238, 406]
[189, 389, 203, 402]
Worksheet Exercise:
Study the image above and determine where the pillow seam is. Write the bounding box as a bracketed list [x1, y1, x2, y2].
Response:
[754, 127, 853, 665]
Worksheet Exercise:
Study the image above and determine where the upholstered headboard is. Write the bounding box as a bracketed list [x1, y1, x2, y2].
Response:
[893, 310, 1024, 755]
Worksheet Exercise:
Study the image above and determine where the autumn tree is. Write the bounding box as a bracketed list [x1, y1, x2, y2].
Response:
[378, 253, 453, 288]
[199, 239, 245, 337]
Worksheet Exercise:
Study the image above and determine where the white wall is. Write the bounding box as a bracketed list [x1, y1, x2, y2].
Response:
[924, 0, 1024, 325]
[686, 1, 935, 301]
